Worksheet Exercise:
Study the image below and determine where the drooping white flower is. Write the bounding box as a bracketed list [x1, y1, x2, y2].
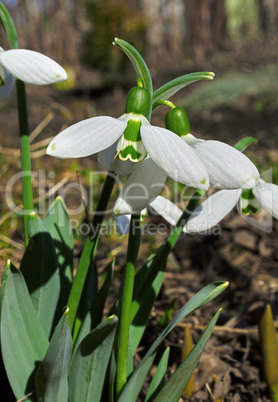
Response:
[0, 48, 67, 85]
[165, 107, 260, 190]
[47, 86, 209, 190]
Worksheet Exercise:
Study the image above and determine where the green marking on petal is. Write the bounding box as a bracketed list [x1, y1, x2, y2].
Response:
[240, 191, 260, 215]
[49, 143, 57, 152]
[116, 115, 147, 162]
[120, 146, 142, 161]
[241, 188, 255, 200]
[200, 177, 207, 185]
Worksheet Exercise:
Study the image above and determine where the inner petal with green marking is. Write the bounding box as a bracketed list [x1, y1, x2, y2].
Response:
[0, 64, 5, 86]
[116, 114, 147, 162]
[240, 188, 260, 215]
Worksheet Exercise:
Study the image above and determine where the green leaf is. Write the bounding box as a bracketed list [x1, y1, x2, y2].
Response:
[127, 264, 165, 375]
[1, 261, 49, 400]
[122, 282, 228, 401]
[36, 308, 73, 402]
[73, 261, 114, 354]
[20, 211, 60, 338]
[152, 309, 221, 402]
[152, 72, 215, 105]
[117, 353, 156, 402]
[233, 136, 258, 152]
[113, 37, 153, 120]
[44, 196, 74, 315]
[69, 315, 118, 402]
[0, 2, 19, 49]
[146, 347, 170, 402]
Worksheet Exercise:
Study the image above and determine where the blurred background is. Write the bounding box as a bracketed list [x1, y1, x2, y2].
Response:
[1, 2, 278, 399]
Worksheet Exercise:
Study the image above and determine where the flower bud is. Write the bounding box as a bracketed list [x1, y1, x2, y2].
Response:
[165, 107, 190, 137]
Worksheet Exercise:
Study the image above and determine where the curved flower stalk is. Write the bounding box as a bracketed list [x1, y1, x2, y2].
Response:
[0, 47, 67, 85]
[165, 107, 260, 190]
[47, 86, 209, 189]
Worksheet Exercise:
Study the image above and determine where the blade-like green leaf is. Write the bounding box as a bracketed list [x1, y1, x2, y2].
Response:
[146, 347, 170, 402]
[44, 196, 74, 316]
[152, 72, 215, 105]
[127, 266, 165, 375]
[73, 261, 114, 355]
[143, 281, 228, 363]
[152, 309, 221, 402]
[69, 315, 118, 402]
[117, 353, 156, 402]
[20, 211, 60, 338]
[36, 308, 73, 402]
[123, 282, 228, 401]
[113, 37, 153, 119]
[1, 261, 49, 400]
[233, 136, 258, 152]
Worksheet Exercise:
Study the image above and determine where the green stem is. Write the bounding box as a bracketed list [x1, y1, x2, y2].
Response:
[67, 172, 116, 331]
[16, 79, 33, 244]
[116, 213, 141, 396]
[132, 189, 204, 313]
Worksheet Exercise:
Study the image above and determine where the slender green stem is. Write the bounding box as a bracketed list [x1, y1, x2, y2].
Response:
[0, 2, 19, 49]
[16, 79, 33, 244]
[132, 189, 204, 313]
[116, 213, 141, 396]
[67, 172, 116, 331]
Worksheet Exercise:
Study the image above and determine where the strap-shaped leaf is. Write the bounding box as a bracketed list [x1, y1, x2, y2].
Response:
[121, 282, 228, 401]
[44, 196, 74, 316]
[117, 353, 156, 402]
[152, 72, 215, 105]
[146, 347, 170, 402]
[36, 308, 73, 402]
[152, 309, 221, 402]
[20, 212, 60, 338]
[69, 315, 118, 402]
[1, 261, 49, 400]
[233, 136, 258, 152]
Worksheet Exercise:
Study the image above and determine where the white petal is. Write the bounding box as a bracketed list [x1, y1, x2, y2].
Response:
[114, 214, 131, 235]
[149, 196, 182, 226]
[98, 142, 135, 175]
[186, 189, 241, 233]
[114, 157, 167, 215]
[0, 49, 67, 85]
[192, 140, 259, 189]
[252, 179, 278, 219]
[47, 116, 127, 158]
[140, 123, 209, 190]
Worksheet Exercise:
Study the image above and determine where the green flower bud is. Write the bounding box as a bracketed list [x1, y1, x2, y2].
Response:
[165, 107, 190, 137]
[125, 86, 150, 116]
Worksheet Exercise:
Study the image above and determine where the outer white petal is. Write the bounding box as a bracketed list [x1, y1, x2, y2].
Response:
[47, 116, 127, 158]
[114, 157, 167, 215]
[252, 179, 278, 219]
[114, 214, 131, 235]
[192, 140, 259, 189]
[149, 196, 183, 226]
[185, 189, 241, 233]
[140, 123, 209, 190]
[0, 49, 67, 85]
[98, 142, 135, 175]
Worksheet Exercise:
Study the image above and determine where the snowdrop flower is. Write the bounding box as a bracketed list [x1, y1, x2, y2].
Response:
[165, 107, 260, 189]
[149, 177, 278, 235]
[47, 86, 209, 188]
[0, 47, 67, 85]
